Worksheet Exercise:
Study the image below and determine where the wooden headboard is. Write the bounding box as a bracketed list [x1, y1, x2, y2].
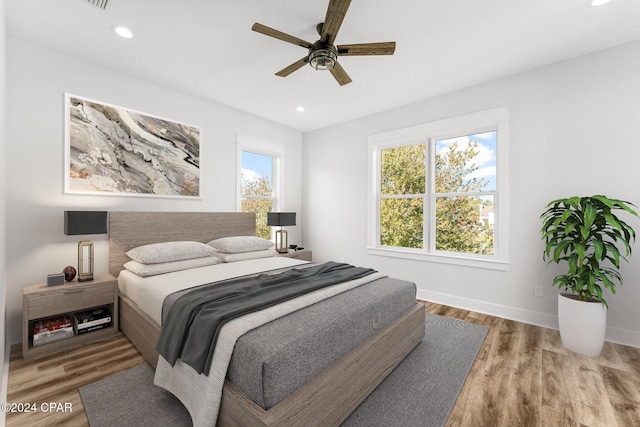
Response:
[108, 211, 256, 277]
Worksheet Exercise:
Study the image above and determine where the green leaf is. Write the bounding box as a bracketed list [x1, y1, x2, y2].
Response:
[592, 195, 615, 210]
[594, 285, 605, 307]
[583, 202, 597, 230]
[593, 239, 604, 260]
[604, 242, 621, 267]
[599, 269, 616, 290]
[603, 213, 622, 232]
[564, 220, 578, 236]
[553, 210, 574, 228]
[574, 243, 585, 263]
[579, 225, 590, 241]
[568, 252, 578, 274]
[610, 198, 639, 217]
[566, 196, 581, 207]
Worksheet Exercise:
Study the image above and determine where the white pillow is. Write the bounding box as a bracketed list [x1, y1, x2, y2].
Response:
[207, 236, 274, 254]
[213, 249, 277, 263]
[123, 256, 220, 277]
[126, 241, 215, 264]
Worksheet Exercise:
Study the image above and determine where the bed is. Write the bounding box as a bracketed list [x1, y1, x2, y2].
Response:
[108, 211, 425, 427]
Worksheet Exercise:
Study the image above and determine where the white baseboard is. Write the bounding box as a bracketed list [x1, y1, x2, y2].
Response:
[416, 289, 640, 349]
[604, 326, 640, 348]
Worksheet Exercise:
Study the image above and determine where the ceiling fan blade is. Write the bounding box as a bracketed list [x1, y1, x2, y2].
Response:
[252, 23, 313, 49]
[320, 0, 352, 45]
[275, 56, 309, 77]
[337, 42, 396, 56]
[329, 61, 352, 86]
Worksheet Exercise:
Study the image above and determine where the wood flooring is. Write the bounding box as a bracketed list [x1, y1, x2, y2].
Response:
[5, 334, 146, 427]
[5, 301, 640, 427]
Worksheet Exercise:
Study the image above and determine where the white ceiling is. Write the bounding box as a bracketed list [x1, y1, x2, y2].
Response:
[6, 0, 640, 132]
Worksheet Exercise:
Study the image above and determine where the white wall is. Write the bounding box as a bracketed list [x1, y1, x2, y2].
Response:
[1, 0, 8, 423]
[4, 37, 303, 345]
[303, 40, 640, 347]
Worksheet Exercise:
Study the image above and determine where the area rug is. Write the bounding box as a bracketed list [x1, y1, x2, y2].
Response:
[80, 312, 488, 427]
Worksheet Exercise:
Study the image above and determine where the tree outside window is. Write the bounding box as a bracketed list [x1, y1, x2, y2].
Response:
[434, 132, 496, 255]
[380, 143, 425, 249]
[379, 133, 496, 255]
[240, 151, 275, 239]
[369, 107, 507, 269]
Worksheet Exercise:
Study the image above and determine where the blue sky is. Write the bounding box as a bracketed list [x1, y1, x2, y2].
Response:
[242, 151, 272, 182]
[436, 131, 497, 191]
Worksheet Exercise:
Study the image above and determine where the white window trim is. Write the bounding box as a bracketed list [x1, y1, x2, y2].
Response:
[236, 133, 285, 212]
[366, 107, 509, 271]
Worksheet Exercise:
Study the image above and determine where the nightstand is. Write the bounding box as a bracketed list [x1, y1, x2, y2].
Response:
[277, 249, 312, 262]
[22, 273, 119, 360]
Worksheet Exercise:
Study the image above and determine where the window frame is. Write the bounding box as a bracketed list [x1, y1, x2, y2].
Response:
[236, 134, 285, 237]
[366, 107, 509, 271]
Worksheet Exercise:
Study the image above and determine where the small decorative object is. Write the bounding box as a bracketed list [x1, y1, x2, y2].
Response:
[46, 273, 65, 287]
[267, 212, 296, 253]
[63, 265, 77, 282]
[64, 211, 109, 282]
[289, 244, 298, 251]
[541, 195, 638, 356]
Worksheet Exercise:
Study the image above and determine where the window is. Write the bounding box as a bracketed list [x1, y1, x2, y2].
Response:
[367, 107, 508, 270]
[237, 135, 284, 240]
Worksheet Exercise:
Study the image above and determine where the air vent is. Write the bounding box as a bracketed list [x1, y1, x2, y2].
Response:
[84, 0, 109, 10]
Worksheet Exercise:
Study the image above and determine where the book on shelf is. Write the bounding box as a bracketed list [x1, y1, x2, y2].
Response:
[76, 322, 111, 334]
[33, 314, 74, 346]
[74, 306, 112, 333]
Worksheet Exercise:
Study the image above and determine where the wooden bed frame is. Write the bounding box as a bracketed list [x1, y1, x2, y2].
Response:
[109, 211, 425, 427]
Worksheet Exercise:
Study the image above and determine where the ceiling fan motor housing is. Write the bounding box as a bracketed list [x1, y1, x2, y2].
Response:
[309, 41, 338, 70]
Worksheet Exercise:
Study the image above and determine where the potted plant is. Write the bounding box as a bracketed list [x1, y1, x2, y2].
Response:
[541, 195, 638, 356]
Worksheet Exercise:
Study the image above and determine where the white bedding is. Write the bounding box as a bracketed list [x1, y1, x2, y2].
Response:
[117, 256, 310, 325]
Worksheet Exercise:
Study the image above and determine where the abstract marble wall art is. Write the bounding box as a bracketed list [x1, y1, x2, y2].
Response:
[65, 94, 201, 198]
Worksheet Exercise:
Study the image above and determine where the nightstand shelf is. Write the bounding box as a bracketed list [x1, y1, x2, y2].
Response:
[277, 249, 312, 262]
[22, 273, 119, 360]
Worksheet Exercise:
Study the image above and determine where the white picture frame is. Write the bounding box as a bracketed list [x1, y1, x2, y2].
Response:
[64, 93, 201, 198]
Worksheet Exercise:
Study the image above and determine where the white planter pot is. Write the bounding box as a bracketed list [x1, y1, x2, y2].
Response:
[557, 293, 606, 356]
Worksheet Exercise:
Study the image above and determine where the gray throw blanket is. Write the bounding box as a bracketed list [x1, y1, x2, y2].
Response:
[156, 261, 376, 375]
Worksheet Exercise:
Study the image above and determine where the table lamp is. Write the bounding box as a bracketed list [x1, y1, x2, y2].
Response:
[64, 211, 108, 281]
[267, 212, 296, 253]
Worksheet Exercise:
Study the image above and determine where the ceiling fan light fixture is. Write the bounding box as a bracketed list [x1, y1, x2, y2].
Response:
[309, 45, 338, 71]
[251, 0, 396, 85]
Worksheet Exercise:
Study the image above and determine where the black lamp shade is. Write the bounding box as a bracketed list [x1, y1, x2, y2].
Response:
[64, 211, 108, 235]
[267, 212, 296, 227]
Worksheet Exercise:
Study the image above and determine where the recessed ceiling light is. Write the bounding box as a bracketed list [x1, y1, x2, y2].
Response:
[590, 0, 612, 6]
[112, 26, 133, 39]
[296, 106, 305, 112]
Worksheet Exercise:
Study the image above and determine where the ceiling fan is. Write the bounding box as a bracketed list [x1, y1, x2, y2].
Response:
[251, 0, 396, 86]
